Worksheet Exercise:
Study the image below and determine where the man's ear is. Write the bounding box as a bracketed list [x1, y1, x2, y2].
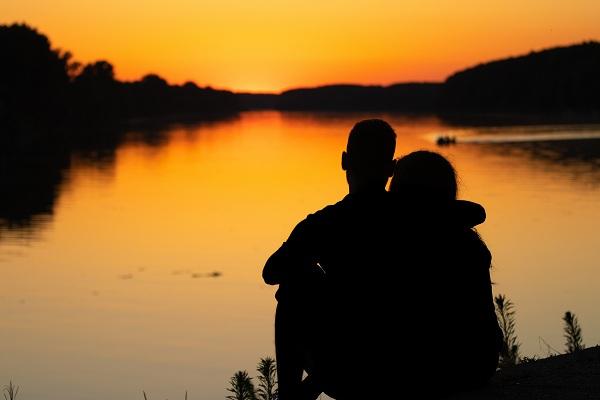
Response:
[341, 151, 349, 171]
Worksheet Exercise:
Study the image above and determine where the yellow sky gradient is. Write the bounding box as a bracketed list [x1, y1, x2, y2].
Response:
[2, 0, 600, 92]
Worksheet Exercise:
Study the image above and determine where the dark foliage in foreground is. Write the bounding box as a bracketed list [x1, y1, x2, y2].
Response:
[495, 294, 521, 366]
[226, 371, 257, 400]
[563, 311, 585, 353]
[3, 381, 19, 400]
[227, 357, 277, 400]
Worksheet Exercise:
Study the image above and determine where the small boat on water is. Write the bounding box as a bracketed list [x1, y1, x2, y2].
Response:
[436, 135, 456, 146]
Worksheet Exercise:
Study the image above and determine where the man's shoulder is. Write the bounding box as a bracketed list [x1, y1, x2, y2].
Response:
[301, 197, 349, 225]
[285, 198, 348, 242]
[299, 191, 392, 229]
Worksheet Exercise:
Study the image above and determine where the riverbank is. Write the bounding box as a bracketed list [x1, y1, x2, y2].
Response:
[450, 346, 600, 399]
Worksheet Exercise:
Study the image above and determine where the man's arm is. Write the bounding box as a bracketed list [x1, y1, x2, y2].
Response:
[262, 217, 319, 285]
[263, 241, 297, 285]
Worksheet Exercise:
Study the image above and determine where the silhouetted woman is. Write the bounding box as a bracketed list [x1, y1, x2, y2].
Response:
[388, 150, 503, 396]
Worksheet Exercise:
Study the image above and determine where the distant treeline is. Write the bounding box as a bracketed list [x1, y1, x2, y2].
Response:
[238, 83, 442, 111]
[241, 42, 600, 114]
[0, 23, 238, 150]
[2, 22, 600, 150]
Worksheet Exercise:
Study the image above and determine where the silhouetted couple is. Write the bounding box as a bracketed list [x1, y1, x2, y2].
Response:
[263, 119, 503, 399]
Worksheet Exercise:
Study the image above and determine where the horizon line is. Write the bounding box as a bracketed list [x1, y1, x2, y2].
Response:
[3, 22, 598, 94]
[130, 39, 600, 94]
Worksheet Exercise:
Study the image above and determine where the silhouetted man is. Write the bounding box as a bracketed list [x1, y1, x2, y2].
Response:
[263, 119, 397, 399]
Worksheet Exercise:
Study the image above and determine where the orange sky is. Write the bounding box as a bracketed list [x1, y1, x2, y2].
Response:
[2, 0, 600, 92]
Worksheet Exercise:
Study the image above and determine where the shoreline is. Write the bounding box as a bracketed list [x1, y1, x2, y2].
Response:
[450, 346, 600, 399]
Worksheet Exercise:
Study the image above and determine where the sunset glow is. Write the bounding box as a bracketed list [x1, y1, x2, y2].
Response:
[2, 0, 600, 92]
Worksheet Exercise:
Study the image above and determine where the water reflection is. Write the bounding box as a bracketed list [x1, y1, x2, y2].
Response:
[0, 150, 69, 234]
[0, 116, 238, 239]
[509, 139, 600, 167]
[2, 114, 600, 238]
[0, 111, 599, 400]
[466, 139, 600, 187]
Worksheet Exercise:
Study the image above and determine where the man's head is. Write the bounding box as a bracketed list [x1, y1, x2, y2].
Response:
[342, 119, 397, 193]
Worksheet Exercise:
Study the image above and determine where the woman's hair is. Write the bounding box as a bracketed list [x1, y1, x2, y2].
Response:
[389, 150, 458, 201]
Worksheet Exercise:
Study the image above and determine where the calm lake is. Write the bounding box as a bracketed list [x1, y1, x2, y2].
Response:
[1, 111, 599, 399]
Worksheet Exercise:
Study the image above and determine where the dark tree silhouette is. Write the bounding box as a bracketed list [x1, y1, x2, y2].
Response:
[77, 61, 115, 82]
[0, 22, 240, 137]
[271, 83, 441, 111]
[256, 357, 277, 400]
[0, 23, 70, 145]
[226, 371, 257, 400]
[71, 60, 119, 121]
[442, 42, 600, 114]
[495, 294, 520, 366]
[563, 311, 585, 353]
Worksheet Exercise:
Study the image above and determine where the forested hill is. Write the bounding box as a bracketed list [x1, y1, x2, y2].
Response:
[0, 23, 238, 150]
[441, 42, 600, 113]
[240, 42, 600, 114]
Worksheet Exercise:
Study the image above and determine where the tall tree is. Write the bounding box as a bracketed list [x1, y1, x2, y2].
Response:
[256, 358, 277, 400]
[0, 23, 70, 140]
[563, 311, 584, 353]
[226, 371, 256, 400]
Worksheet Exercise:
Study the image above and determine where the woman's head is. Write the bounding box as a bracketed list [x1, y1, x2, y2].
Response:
[389, 150, 458, 201]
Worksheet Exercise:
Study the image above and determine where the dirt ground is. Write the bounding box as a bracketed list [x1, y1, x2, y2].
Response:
[448, 346, 600, 400]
